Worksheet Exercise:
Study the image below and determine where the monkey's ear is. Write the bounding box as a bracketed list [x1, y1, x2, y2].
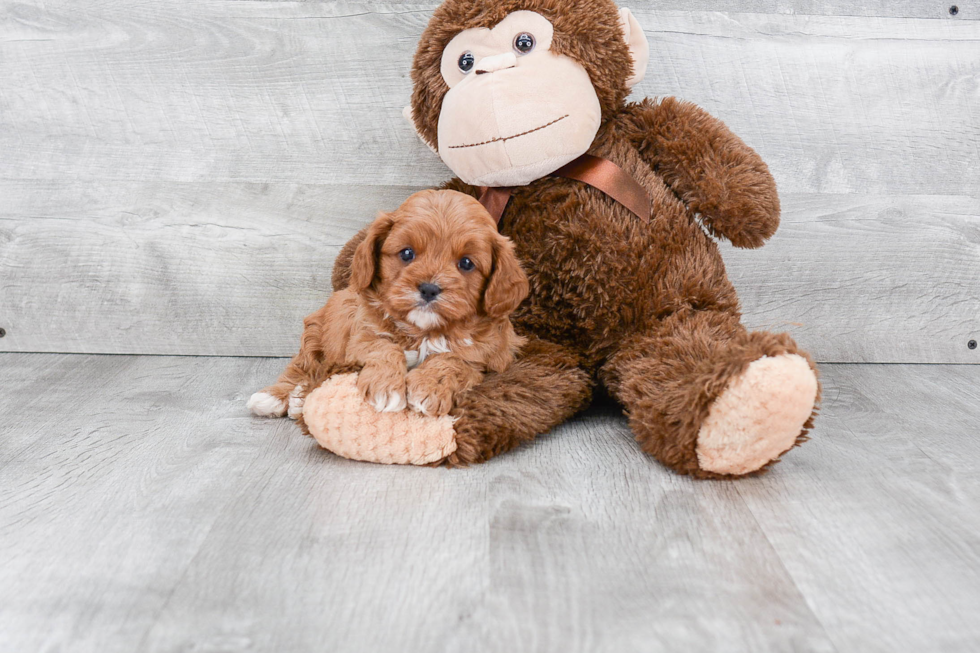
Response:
[402, 105, 438, 154]
[619, 8, 649, 89]
[349, 212, 395, 293]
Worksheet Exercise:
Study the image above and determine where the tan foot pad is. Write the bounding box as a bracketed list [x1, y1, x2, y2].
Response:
[303, 373, 457, 465]
[696, 354, 818, 475]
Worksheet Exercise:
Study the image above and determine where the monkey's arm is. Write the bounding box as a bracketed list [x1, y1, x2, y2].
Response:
[621, 97, 780, 249]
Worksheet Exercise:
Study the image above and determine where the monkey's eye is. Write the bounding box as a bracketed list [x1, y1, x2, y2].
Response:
[514, 32, 535, 54]
[458, 257, 475, 272]
[458, 52, 475, 73]
[399, 247, 415, 263]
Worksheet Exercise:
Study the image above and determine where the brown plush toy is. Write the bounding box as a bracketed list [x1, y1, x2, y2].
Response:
[300, 0, 820, 478]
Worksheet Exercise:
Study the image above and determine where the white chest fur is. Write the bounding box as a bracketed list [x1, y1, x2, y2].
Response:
[404, 335, 452, 370]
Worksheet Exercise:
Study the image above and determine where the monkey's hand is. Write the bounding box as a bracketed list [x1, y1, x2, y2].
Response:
[622, 97, 780, 249]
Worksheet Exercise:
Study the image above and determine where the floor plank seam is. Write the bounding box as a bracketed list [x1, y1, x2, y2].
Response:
[734, 483, 843, 653]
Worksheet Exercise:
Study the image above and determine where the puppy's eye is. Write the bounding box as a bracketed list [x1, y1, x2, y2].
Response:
[514, 33, 535, 54]
[458, 257, 475, 272]
[399, 248, 415, 263]
[458, 52, 475, 73]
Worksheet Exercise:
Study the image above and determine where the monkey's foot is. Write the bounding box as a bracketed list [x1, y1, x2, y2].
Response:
[302, 374, 457, 465]
[695, 354, 818, 475]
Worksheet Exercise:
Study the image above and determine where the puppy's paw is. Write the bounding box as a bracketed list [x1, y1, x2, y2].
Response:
[287, 385, 305, 420]
[357, 364, 407, 413]
[247, 390, 287, 418]
[406, 368, 455, 417]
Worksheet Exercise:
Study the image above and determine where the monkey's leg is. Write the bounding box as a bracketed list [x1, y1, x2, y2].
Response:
[600, 310, 819, 478]
[446, 338, 594, 465]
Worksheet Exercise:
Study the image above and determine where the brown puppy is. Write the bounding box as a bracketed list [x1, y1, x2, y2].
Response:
[248, 189, 528, 420]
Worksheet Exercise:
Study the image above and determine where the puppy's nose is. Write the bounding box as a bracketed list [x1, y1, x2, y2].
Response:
[418, 283, 442, 303]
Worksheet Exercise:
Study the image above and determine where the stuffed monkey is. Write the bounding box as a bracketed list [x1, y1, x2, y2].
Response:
[302, 0, 819, 478]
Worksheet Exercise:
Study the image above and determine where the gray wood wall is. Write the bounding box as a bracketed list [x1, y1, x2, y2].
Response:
[1, 0, 977, 363]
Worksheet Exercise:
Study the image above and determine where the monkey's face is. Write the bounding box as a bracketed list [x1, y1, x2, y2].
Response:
[435, 11, 602, 187]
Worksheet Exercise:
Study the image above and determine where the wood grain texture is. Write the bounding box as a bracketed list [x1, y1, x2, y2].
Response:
[1, 3, 977, 194]
[0, 354, 292, 653]
[735, 363, 980, 653]
[724, 193, 980, 364]
[0, 179, 413, 356]
[3, 183, 977, 362]
[172, 0, 980, 20]
[1, 3, 978, 360]
[1, 353, 978, 651]
[627, 0, 979, 19]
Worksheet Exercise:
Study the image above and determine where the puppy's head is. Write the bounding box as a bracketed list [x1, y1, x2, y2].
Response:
[349, 189, 528, 330]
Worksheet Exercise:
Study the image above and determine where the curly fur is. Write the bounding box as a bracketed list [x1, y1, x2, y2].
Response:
[252, 190, 527, 422]
[329, 0, 819, 477]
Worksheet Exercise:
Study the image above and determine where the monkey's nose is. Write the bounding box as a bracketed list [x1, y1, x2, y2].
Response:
[475, 52, 517, 75]
[418, 283, 442, 303]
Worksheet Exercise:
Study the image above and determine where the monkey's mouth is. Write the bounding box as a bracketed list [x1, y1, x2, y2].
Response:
[447, 115, 569, 149]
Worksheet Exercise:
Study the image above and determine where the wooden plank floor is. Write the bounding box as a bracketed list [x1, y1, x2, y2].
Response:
[1, 354, 978, 652]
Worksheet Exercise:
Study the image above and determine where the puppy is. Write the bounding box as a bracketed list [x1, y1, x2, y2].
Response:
[247, 189, 529, 419]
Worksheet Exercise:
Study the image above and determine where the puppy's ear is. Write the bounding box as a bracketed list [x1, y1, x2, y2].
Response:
[349, 212, 395, 292]
[484, 235, 529, 318]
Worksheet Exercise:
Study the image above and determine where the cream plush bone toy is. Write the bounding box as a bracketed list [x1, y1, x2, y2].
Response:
[301, 374, 459, 465]
[277, 0, 820, 477]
